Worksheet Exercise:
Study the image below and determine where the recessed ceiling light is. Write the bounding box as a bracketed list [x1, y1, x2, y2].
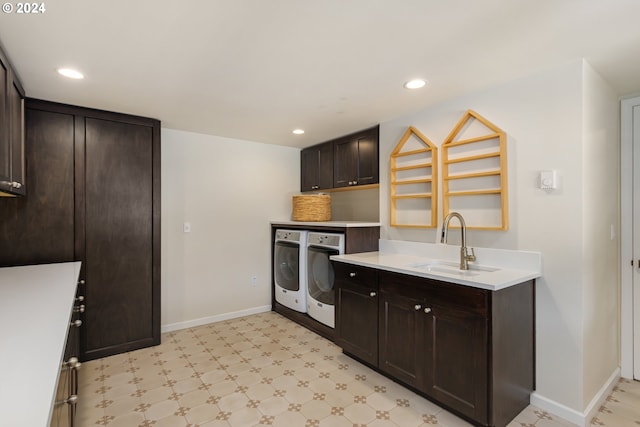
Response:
[292, 129, 305, 135]
[404, 79, 427, 89]
[57, 68, 84, 79]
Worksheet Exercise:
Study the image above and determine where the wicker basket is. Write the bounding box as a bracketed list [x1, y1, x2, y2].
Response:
[292, 194, 331, 221]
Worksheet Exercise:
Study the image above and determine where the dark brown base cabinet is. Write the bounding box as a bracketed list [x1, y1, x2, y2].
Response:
[0, 99, 161, 362]
[335, 264, 535, 427]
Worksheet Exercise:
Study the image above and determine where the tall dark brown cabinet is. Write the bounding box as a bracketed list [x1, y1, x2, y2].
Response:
[0, 99, 161, 361]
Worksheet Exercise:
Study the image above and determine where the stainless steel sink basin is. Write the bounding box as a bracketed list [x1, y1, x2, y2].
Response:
[406, 260, 499, 277]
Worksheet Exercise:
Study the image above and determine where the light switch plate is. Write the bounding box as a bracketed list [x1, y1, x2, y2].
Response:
[183, 222, 191, 233]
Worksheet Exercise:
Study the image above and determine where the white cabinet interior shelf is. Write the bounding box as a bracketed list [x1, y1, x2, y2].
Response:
[390, 126, 438, 228]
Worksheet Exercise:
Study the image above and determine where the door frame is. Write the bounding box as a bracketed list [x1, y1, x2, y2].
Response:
[621, 95, 640, 379]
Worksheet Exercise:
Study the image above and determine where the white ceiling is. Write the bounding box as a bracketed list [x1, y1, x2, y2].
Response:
[1, 0, 639, 148]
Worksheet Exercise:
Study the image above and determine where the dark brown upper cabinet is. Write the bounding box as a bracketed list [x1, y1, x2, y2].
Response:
[333, 125, 379, 188]
[0, 45, 25, 197]
[299, 125, 379, 192]
[300, 141, 333, 192]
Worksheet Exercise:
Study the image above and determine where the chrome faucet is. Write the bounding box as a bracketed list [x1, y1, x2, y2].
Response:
[440, 212, 476, 270]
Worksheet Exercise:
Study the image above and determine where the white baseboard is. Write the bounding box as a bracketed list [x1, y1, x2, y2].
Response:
[161, 305, 272, 333]
[530, 367, 620, 427]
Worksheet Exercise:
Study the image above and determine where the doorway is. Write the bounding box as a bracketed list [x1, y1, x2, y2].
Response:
[621, 95, 640, 380]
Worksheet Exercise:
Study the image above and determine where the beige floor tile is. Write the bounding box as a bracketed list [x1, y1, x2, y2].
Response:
[435, 410, 474, 427]
[144, 398, 180, 421]
[105, 410, 146, 427]
[184, 402, 221, 425]
[388, 405, 425, 427]
[227, 406, 262, 427]
[77, 312, 636, 427]
[153, 414, 191, 427]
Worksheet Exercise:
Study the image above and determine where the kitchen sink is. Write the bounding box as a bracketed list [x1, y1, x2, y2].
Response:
[406, 260, 499, 277]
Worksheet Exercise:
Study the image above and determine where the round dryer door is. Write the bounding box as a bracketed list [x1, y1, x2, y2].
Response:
[307, 246, 338, 305]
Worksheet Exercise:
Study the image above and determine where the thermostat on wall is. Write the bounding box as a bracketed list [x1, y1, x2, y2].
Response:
[539, 170, 557, 190]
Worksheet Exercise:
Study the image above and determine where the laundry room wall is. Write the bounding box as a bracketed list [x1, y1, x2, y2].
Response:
[161, 128, 300, 331]
[377, 59, 619, 423]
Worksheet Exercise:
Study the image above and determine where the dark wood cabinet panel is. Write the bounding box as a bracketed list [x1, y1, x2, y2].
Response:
[82, 117, 157, 358]
[0, 107, 75, 266]
[335, 267, 533, 427]
[0, 51, 8, 187]
[425, 303, 488, 422]
[300, 125, 379, 192]
[1, 98, 160, 361]
[0, 45, 25, 196]
[335, 263, 378, 366]
[7, 73, 25, 195]
[333, 126, 379, 188]
[378, 288, 424, 389]
[300, 142, 333, 192]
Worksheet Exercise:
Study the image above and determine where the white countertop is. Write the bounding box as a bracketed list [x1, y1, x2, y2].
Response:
[271, 220, 381, 227]
[0, 262, 81, 427]
[331, 240, 541, 291]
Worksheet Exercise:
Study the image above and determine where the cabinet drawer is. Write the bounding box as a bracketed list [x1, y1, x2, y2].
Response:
[333, 262, 378, 290]
[379, 270, 488, 317]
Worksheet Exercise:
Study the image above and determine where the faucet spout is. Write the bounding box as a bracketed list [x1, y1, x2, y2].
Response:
[440, 212, 476, 270]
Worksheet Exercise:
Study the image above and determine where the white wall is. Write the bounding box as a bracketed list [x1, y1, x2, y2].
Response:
[378, 60, 619, 420]
[161, 129, 300, 331]
[581, 63, 620, 408]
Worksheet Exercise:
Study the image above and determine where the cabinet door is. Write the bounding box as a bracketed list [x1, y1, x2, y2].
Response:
[378, 288, 425, 389]
[7, 73, 25, 195]
[81, 116, 160, 360]
[301, 142, 333, 192]
[333, 126, 379, 188]
[0, 106, 75, 266]
[424, 303, 488, 423]
[333, 137, 357, 188]
[335, 263, 378, 366]
[0, 51, 8, 187]
[300, 146, 319, 191]
[353, 128, 378, 186]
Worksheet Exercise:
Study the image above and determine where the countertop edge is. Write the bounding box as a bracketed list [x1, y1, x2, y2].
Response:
[331, 253, 540, 291]
[270, 220, 381, 228]
[0, 261, 81, 427]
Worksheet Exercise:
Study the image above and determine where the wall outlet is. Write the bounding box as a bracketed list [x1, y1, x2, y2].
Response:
[251, 276, 257, 287]
[183, 222, 191, 233]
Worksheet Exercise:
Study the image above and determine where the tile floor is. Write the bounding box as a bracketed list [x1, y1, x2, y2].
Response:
[77, 311, 640, 427]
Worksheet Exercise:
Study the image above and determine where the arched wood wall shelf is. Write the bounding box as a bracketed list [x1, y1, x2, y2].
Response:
[442, 110, 508, 230]
[390, 126, 438, 228]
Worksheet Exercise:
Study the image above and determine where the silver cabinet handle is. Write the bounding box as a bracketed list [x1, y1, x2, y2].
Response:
[349, 272, 357, 277]
[66, 357, 81, 369]
[414, 304, 422, 311]
[10, 181, 22, 189]
[64, 395, 78, 405]
[71, 320, 82, 328]
[78, 280, 85, 285]
[74, 304, 85, 313]
[369, 291, 376, 297]
[424, 307, 432, 314]
[75, 296, 84, 302]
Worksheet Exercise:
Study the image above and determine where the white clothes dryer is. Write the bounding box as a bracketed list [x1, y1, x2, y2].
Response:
[306, 232, 345, 328]
[274, 229, 307, 313]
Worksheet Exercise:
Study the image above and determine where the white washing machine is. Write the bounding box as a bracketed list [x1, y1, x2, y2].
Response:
[306, 232, 345, 328]
[273, 229, 307, 313]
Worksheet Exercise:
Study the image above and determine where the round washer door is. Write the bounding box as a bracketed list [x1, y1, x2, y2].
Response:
[274, 241, 300, 291]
